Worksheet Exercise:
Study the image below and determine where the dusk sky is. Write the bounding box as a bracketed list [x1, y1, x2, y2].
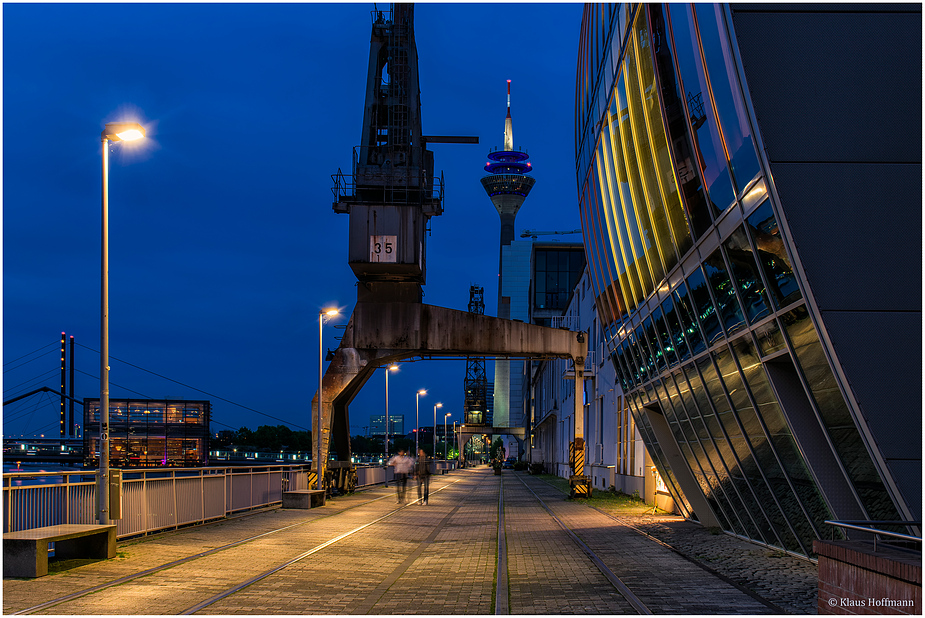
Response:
[2, 2, 584, 440]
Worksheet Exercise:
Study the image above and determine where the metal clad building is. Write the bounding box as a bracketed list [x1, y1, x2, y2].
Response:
[575, 3, 920, 556]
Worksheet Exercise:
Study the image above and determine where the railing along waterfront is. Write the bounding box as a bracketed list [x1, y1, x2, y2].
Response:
[4, 465, 311, 539]
[2, 462, 455, 539]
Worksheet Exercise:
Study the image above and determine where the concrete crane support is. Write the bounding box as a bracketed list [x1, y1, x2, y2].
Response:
[310, 301, 587, 492]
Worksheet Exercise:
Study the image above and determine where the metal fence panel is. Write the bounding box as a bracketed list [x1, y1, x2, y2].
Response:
[3, 465, 321, 538]
[119, 477, 147, 537]
[203, 475, 225, 520]
[144, 477, 177, 533]
[175, 474, 206, 526]
[229, 470, 257, 512]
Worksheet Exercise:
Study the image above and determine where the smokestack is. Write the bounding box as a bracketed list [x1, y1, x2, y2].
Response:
[60, 332, 66, 438]
[69, 335, 75, 438]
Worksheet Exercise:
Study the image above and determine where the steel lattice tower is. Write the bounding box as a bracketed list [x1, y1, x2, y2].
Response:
[463, 285, 490, 425]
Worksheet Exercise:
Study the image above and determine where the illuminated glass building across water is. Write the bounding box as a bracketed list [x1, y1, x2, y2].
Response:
[84, 398, 211, 468]
[575, 3, 920, 556]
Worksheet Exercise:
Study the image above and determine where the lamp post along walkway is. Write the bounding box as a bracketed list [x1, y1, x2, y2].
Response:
[317, 308, 338, 492]
[99, 122, 145, 525]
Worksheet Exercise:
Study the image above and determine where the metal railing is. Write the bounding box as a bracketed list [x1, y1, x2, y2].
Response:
[825, 520, 922, 552]
[4, 465, 311, 539]
[3, 461, 456, 539]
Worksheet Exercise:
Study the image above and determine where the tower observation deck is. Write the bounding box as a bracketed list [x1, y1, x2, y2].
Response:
[480, 80, 535, 247]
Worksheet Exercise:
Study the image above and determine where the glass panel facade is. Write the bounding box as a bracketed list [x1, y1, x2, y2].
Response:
[746, 201, 802, 309]
[534, 248, 586, 310]
[703, 248, 746, 336]
[666, 4, 735, 212]
[782, 306, 901, 522]
[84, 398, 211, 468]
[649, 4, 713, 239]
[686, 266, 723, 344]
[724, 225, 771, 324]
[693, 4, 761, 192]
[575, 4, 907, 557]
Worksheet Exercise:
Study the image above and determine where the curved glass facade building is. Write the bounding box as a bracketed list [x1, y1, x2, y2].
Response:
[575, 3, 920, 555]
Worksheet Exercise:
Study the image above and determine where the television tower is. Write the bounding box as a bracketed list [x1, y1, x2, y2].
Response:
[480, 80, 536, 250]
[481, 80, 536, 431]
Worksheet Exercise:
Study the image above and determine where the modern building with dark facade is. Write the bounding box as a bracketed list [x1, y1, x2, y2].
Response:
[575, 3, 920, 556]
[84, 398, 211, 467]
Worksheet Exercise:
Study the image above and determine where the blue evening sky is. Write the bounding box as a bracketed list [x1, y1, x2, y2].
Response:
[2, 2, 584, 439]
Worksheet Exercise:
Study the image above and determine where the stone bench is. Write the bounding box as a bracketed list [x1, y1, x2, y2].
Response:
[282, 489, 326, 509]
[4, 523, 117, 578]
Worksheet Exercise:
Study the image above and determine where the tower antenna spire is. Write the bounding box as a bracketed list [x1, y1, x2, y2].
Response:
[504, 79, 513, 151]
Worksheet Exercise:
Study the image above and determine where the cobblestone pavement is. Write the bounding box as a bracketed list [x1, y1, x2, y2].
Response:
[3, 468, 818, 615]
[600, 512, 818, 614]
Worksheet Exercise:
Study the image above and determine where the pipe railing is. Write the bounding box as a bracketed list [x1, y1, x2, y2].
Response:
[4, 461, 456, 539]
[825, 520, 922, 552]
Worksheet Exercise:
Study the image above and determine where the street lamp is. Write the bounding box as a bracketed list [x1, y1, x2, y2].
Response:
[99, 121, 145, 525]
[317, 307, 339, 491]
[444, 412, 451, 460]
[415, 389, 427, 455]
[384, 364, 398, 459]
[432, 402, 443, 460]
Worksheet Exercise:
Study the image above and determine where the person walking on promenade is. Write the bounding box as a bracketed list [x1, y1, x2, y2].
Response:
[414, 448, 431, 505]
[388, 449, 412, 503]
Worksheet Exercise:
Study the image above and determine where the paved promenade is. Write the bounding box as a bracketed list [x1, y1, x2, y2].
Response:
[3, 467, 818, 615]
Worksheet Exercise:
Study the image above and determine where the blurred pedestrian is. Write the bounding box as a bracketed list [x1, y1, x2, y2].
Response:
[415, 448, 431, 505]
[388, 449, 412, 503]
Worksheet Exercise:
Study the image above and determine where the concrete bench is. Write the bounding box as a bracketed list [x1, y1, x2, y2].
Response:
[4, 523, 117, 578]
[282, 489, 326, 509]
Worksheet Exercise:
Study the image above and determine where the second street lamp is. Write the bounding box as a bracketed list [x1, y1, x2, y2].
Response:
[384, 364, 398, 460]
[99, 121, 146, 526]
[317, 308, 339, 492]
[432, 402, 442, 461]
[415, 389, 426, 456]
[444, 412, 451, 460]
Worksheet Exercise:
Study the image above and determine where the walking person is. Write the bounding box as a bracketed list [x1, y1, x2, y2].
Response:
[388, 449, 412, 503]
[415, 448, 431, 505]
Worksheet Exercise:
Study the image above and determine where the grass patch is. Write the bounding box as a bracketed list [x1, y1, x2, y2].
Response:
[535, 474, 665, 515]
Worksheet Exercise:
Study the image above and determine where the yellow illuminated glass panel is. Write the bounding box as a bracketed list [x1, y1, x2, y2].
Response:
[623, 25, 673, 281]
[597, 123, 641, 310]
[605, 105, 646, 307]
[585, 170, 617, 323]
[632, 10, 694, 260]
[613, 72, 655, 298]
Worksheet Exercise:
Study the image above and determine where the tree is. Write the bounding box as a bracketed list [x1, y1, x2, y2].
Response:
[489, 437, 505, 462]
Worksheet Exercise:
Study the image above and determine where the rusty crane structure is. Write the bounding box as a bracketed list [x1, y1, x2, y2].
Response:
[322, 4, 589, 496]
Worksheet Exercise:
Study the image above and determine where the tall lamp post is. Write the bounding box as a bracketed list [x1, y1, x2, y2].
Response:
[317, 308, 339, 491]
[431, 402, 442, 460]
[384, 364, 398, 459]
[415, 389, 427, 456]
[444, 412, 451, 460]
[99, 122, 145, 525]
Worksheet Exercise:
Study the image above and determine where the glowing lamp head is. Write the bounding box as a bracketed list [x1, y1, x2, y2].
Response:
[418, 389, 427, 396]
[436, 402, 443, 408]
[116, 129, 144, 141]
[102, 122, 146, 142]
